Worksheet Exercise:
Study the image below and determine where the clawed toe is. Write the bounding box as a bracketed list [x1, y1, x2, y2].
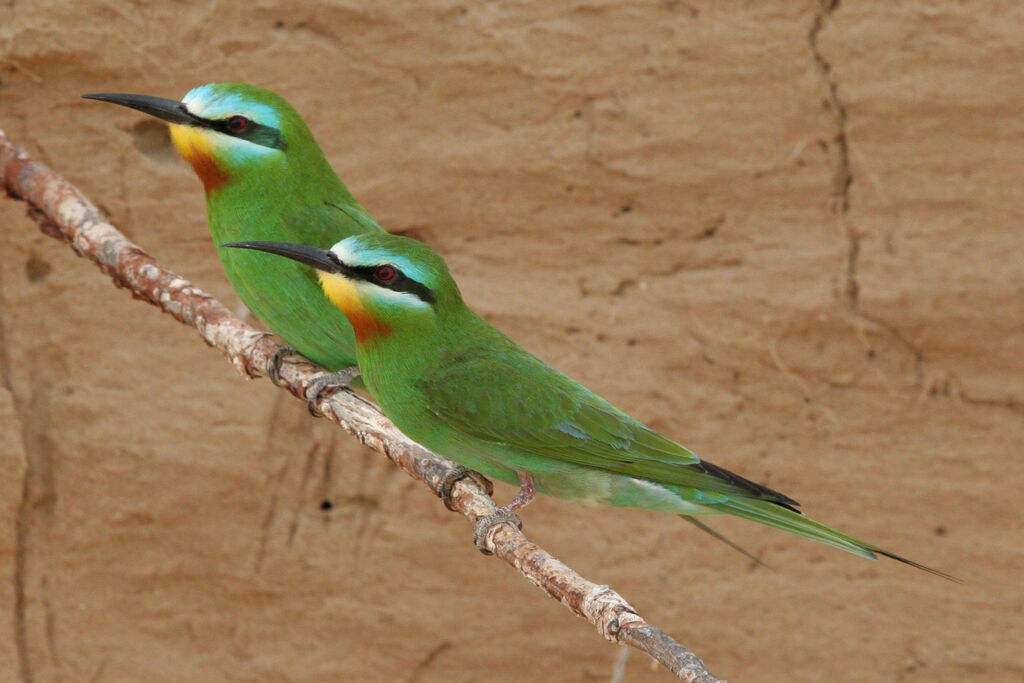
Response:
[439, 466, 494, 511]
[472, 509, 523, 555]
[268, 346, 301, 387]
[305, 365, 360, 417]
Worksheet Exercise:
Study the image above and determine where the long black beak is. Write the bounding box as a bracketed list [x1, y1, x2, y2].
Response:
[220, 241, 343, 273]
[82, 92, 201, 126]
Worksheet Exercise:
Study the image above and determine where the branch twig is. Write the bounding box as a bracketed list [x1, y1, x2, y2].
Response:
[0, 129, 723, 683]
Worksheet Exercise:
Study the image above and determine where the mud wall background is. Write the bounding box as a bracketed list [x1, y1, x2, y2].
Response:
[0, 2, 1020, 681]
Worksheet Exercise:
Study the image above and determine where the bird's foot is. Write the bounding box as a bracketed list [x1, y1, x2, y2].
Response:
[305, 365, 361, 417]
[472, 471, 536, 555]
[268, 346, 302, 387]
[472, 509, 523, 556]
[439, 465, 494, 511]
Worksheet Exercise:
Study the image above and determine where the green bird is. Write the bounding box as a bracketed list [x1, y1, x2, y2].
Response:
[83, 84, 382, 372]
[222, 233, 954, 579]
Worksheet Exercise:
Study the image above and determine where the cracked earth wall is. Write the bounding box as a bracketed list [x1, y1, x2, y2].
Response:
[0, 2, 1021, 681]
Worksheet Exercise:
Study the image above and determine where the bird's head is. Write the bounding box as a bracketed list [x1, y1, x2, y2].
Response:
[84, 83, 320, 194]
[221, 234, 461, 344]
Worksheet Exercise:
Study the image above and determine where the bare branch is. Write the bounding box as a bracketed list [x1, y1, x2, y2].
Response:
[0, 130, 723, 683]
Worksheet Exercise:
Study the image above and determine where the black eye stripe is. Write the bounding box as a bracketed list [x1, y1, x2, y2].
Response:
[199, 115, 288, 151]
[341, 263, 436, 305]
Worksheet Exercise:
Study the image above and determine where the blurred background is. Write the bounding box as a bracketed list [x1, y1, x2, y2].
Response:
[1, 1, 1020, 681]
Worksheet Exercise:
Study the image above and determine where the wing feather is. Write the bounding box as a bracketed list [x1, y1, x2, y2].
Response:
[419, 345, 798, 507]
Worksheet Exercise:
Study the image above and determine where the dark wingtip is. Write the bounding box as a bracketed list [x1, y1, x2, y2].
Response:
[690, 460, 802, 511]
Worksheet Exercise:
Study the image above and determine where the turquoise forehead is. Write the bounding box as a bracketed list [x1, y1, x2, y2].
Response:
[181, 83, 285, 129]
[334, 234, 452, 287]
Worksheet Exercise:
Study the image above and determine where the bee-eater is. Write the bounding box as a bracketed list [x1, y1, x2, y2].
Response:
[221, 234, 953, 579]
[83, 84, 383, 372]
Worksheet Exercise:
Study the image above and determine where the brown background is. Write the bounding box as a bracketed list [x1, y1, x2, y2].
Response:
[1, 1, 1021, 681]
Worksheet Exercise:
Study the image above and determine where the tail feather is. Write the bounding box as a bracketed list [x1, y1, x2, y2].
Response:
[869, 546, 962, 582]
[681, 516, 768, 568]
[716, 498, 960, 582]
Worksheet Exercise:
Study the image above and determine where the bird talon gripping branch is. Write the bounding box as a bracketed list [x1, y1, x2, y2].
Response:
[267, 346, 300, 386]
[473, 510, 524, 555]
[304, 365, 360, 417]
[469, 471, 535, 553]
[439, 465, 495, 511]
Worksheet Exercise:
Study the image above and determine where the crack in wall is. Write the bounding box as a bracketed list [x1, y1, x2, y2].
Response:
[406, 641, 453, 683]
[254, 393, 299, 575]
[957, 391, 1024, 415]
[13, 431, 33, 683]
[807, 7, 1019, 410]
[809, 0, 859, 309]
[0, 279, 35, 683]
[8, 371, 57, 683]
[0, 250, 62, 682]
[807, 2, 936, 391]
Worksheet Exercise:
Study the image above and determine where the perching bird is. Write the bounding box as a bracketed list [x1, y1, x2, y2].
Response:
[83, 84, 383, 372]
[222, 233, 954, 579]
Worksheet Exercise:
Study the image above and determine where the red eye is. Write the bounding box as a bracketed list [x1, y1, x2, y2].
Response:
[374, 265, 396, 283]
[226, 115, 249, 133]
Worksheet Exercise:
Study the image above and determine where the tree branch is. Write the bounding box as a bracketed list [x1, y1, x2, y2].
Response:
[0, 129, 723, 683]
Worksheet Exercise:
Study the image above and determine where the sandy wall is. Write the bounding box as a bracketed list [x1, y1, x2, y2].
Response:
[0, 2, 1020, 681]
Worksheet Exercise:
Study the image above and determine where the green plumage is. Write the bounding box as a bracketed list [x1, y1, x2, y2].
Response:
[200, 85, 383, 370]
[88, 83, 383, 370]
[226, 234, 953, 579]
[208, 160, 380, 371]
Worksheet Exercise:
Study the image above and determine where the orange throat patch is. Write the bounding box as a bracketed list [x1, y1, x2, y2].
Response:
[319, 273, 391, 343]
[169, 124, 230, 193]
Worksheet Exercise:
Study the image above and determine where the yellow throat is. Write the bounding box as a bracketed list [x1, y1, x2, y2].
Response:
[318, 272, 390, 342]
[169, 124, 230, 193]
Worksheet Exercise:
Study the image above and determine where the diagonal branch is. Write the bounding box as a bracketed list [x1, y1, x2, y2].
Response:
[0, 129, 723, 683]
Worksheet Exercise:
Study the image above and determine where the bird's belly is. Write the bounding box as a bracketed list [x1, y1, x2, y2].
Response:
[532, 468, 707, 514]
[391, 418, 707, 515]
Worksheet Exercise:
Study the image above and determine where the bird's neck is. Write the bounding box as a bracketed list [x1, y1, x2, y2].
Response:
[356, 304, 487, 405]
[202, 152, 362, 243]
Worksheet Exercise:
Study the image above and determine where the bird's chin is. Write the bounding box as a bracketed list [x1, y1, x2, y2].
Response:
[169, 124, 230, 193]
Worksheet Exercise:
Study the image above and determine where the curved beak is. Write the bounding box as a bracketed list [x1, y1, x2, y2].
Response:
[220, 241, 342, 274]
[82, 92, 201, 126]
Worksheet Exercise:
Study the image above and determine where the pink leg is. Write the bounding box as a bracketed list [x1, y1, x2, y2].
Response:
[504, 471, 537, 513]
